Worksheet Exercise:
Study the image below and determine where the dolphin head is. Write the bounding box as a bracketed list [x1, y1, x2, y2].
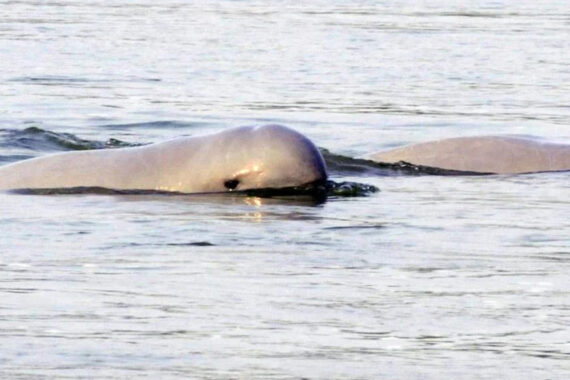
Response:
[201, 124, 327, 193]
[0, 125, 327, 195]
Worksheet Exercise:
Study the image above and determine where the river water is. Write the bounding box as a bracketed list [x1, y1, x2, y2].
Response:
[0, 1, 569, 379]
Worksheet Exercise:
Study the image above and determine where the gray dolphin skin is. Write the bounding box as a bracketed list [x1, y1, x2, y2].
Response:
[0, 125, 327, 193]
[370, 136, 570, 174]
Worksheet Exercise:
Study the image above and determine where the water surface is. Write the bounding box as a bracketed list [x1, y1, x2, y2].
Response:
[1, 1, 569, 379]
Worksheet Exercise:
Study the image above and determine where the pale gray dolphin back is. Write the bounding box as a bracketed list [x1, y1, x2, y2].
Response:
[0, 125, 327, 193]
[370, 136, 570, 174]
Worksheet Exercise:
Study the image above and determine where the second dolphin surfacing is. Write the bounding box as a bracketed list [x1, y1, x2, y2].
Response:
[0, 125, 328, 193]
[370, 136, 570, 174]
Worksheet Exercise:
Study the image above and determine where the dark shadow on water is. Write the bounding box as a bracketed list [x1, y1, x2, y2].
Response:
[320, 148, 493, 176]
[7, 180, 379, 205]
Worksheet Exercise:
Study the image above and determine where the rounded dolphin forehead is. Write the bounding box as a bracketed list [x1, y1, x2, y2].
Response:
[219, 124, 310, 147]
[253, 124, 317, 147]
[216, 125, 318, 162]
[209, 124, 326, 188]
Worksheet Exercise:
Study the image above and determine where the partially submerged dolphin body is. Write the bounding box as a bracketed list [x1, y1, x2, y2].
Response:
[1, 126, 568, 195]
[0, 125, 327, 193]
[370, 136, 570, 174]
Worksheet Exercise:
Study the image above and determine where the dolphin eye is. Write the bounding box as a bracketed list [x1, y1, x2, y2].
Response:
[224, 179, 240, 191]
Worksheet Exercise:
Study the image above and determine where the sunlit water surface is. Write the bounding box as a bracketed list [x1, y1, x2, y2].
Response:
[1, 1, 569, 379]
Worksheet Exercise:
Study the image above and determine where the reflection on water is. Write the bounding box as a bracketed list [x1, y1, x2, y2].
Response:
[1, 172, 568, 378]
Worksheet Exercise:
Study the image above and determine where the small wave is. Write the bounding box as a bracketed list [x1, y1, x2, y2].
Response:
[10, 76, 93, 84]
[10, 75, 161, 85]
[97, 120, 196, 130]
[323, 224, 385, 231]
[0, 154, 34, 164]
[0, 127, 139, 152]
[166, 242, 215, 247]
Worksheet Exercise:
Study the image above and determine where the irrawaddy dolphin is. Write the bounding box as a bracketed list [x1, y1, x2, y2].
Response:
[0, 124, 327, 193]
[370, 136, 570, 174]
[1, 126, 569, 194]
